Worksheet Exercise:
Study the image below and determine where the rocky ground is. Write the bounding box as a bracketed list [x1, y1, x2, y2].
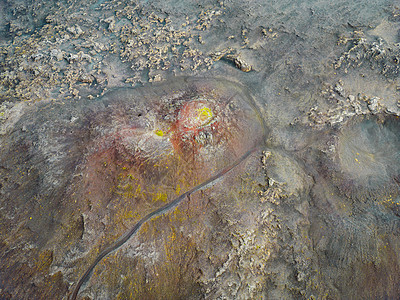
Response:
[1, 0, 400, 299]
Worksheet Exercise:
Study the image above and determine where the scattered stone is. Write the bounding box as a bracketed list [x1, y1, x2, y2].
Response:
[67, 25, 84, 36]
[334, 80, 345, 97]
[67, 54, 80, 63]
[227, 53, 253, 72]
[103, 16, 116, 32]
[50, 49, 64, 61]
[366, 96, 383, 114]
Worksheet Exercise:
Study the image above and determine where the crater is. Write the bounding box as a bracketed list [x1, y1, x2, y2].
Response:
[0, 77, 266, 300]
[81, 77, 265, 197]
[71, 77, 266, 298]
[338, 116, 400, 187]
[335, 115, 400, 199]
[313, 115, 400, 202]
